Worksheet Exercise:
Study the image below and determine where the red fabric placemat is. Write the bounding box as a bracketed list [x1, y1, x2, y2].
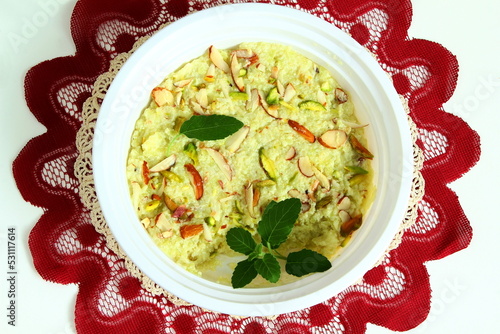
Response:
[13, 0, 480, 333]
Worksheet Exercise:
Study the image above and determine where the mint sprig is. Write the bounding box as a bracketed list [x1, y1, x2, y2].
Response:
[226, 198, 332, 288]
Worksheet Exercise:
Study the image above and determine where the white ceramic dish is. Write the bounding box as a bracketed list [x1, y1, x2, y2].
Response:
[93, 3, 413, 316]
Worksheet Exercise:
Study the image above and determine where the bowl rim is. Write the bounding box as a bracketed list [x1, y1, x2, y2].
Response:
[93, 3, 414, 316]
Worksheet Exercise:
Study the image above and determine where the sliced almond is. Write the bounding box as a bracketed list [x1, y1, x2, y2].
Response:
[277, 80, 285, 96]
[317, 90, 327, 106]
[163, 194, 179, 213]
[288, 119, 315, 143]
[173, 79, 192, 88]
[284, 146, 297, 160]
[288, 189, 308, 202]
[156, 212, 171, 231]
[288, 189, 302, 198]
[253, 186, 261, 208]
[339, 120, 369, 129]
[337, 196, 351, 211]
[298, 156, 314, 178]
[225, 125, 250, 153]
[175, 91, 183, 106]
[158, 230, 174, 239]
[185, 164, 203, 200]
[190, 100, 206, 115]
[203, 222, 213, 242]
[231, 49, 259, 65]
[309, 179, 320, 200]
[339, 210, 351, 223]
[141, 217, 151, 229]
[318, 130, 347, 149]
[245, 182, 256, 218]
[283, 83, 296, 102]
[301, 202, 311, 213]
[256, 63, 266, 72]
[349, 135, 374, 159]
[230, 54, 245, 92]
[335, 88, 348, 103]
[180, 224, 204, 239]
[205, 148, 233, 181]
[149, 154, 177, 173]
[209, 45, 229, 73]
[312, 166, 330, 191]
[204, 63, 216, 82]
[246, 88, 260, 112]
[142, 161, 150, 185]
[152, 87, 174, 107]
[340, 214, 362, 237]
[271, 66, 279, 80]
[196, 88, 208, 109]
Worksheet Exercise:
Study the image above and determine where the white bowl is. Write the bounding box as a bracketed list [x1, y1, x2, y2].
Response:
[93, 3, 413, 316]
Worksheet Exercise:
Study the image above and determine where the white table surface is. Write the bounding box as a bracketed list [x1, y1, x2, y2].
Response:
[1, 0, 498, 333]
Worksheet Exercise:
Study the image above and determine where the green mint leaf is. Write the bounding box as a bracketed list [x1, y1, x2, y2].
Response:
[254, 253, 281, 283]
[248, 243, 264, 261]
[180, 115, 244, 141]
[285, 249, 332, 277]
[226, 228, 257, 255]
[231, 258, 258, 288]
[257, 198, 301, 249]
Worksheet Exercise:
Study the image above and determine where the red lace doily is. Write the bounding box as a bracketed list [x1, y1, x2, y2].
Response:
[13, 0, 480, 333]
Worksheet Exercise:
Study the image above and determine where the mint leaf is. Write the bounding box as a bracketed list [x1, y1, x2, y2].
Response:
[285, 249, 332, 277]
[257, 198, 301, 249]
[180, 115, 244, 141]
[226, 228, 257, 255]
[254, 253, 280, 283]
[231, 258, 258, 288]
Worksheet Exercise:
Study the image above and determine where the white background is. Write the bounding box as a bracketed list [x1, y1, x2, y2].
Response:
[0, 0, 498, 333]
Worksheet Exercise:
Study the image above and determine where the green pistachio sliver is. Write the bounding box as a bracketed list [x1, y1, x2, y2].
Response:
[255, 179, 276, 187]
[316, 195, 333, 209]
[238, 68, 247, 77]
[345, 165, 369, 175]
[161, 170, 183, 183]
[320, 81, 332, 92]
[205, 216, 216, 226]
[298, 100, 326, 111]
[229, 91, 249, 101]
[145, 200, 160, 211]
[184, 142, 198, 164]
[266, 87, 280, 105]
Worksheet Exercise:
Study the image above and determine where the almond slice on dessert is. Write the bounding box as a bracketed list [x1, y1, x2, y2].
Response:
[318, 129, 347, 149]
[151, 87, 174, 107]
[230, 54, 245, 92]
[284, 146, 297, 160]
[185, 164, 203, 200]
[297, 156, 314, 178]
[205, 148, 233, 181]
[180, 224, 204, 239]
[335, 88, 348, 103]
[288, 119, 315, 143]
[149, 154, 177, 173]
[225, 125, 250, 153]
[209, 45, 230, 73]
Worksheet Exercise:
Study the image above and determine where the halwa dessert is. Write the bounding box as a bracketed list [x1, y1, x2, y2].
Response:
[126, 42, 374, 286]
